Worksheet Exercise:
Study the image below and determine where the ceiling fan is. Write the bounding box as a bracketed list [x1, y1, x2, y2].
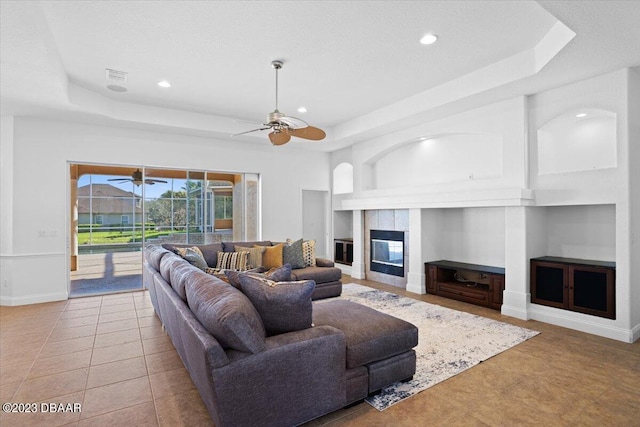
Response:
[108, 169, 167, 186]
[233, 60, 326, 145]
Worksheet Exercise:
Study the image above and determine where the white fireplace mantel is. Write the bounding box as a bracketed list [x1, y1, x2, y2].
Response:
[340, 187, 535, 211]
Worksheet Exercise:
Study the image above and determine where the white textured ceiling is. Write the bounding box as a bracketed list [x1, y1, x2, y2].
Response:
[1, 1, 639, 151]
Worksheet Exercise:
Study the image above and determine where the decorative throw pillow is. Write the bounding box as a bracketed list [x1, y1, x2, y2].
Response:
[239, 275, 315, 336]
[224, 264, 290, 290]
[235, 245, 265, 269]
[260, 243, 284, 269]
[177, 247, 209, 271]
[283, 238, 305, 269]
[186, 275, 266, 354]
[302, 239, 317, 267]
[216, 251, 250, 271]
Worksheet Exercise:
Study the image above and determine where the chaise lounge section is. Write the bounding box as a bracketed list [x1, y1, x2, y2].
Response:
[143, 244, 417, 427]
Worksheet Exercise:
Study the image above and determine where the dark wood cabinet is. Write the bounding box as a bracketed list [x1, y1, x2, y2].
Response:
[530, 257, 615, 319]
[334, 238, 353, 265]
[425, 260, 505, 310]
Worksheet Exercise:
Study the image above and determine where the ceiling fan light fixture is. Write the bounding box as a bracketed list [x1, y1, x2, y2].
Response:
[231, 60, 326, 145]
[420, 33, 438, 45]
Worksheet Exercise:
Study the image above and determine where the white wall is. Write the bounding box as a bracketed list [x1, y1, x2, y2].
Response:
[543, 205, 616, 261]
[529, 70, 627, 206]
[371, 133, 502, 189]
[438, 207, 506, 267]
[351, 97, 527, 197]
[627, 68, 640, 338]
[0, 117, 330, 305]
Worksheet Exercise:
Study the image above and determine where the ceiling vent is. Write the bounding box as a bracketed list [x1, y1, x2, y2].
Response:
[105, 68, 128, 83]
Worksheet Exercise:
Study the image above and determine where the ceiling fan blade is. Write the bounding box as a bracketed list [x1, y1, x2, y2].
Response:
[107, 178, 132, 182]
[231, 126, 271, 137]
[269, 131, 291, 146]
[145, 179, 167, 184]
[278, 115, 308, 129]
[289, 126, 326, 141]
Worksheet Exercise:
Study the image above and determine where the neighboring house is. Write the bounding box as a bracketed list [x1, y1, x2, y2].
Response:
[77, 184, 142, 226]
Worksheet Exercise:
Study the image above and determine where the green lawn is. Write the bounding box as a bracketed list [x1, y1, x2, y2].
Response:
[78, 230, 176, 245]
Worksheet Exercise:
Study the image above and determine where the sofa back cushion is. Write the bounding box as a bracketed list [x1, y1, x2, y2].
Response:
[222, 241, 272, 252]
[169, 260, 201, 301]
[145, 244, 172, 271]
[159, 253, 186, 284]
[186, 274, 267, 354]
[239, 275, 315, 336]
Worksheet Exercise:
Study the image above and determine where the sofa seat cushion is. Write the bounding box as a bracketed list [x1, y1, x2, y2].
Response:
[291, 266, 341, 284]
[186, 273, 266, 354]
[239, 275, 315, 336]
[313, 300, 418, 369]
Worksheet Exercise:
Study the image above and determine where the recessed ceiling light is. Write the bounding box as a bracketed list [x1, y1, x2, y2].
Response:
[420, 34, 438, 45]
[576, 113, 587, 118]
[157, 80, 171, 88]
[297, 107, 308, 113]
[419, 137, 428, 141]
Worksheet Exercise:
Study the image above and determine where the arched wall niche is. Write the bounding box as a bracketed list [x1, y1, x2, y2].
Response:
[537, 108, 617, 175]
[333, 162, 353, 194]
[364, 133, 503, 190]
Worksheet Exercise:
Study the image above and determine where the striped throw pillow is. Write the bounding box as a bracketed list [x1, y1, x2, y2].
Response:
[216, 251, 250, 271]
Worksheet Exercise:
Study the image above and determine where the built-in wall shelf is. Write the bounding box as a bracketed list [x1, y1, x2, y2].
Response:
[425, 260, 505, 310]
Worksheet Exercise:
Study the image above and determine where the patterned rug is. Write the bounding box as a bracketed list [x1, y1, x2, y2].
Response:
[337, 284, 540, 411]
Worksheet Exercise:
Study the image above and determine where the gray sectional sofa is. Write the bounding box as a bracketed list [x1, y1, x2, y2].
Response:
[143, 243, 418, 427]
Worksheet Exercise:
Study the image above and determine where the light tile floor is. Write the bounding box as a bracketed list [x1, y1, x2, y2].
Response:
[1, 277, 639, 426]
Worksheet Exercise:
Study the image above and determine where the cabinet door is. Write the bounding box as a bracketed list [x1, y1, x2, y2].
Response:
[490, 275, 505, 310]
[569, 266, 615, 319]
[345, 242, 353, 265]
[334, 241, 345, 264]
[426, 265, 437, 294]
[531, 261, 567, 308]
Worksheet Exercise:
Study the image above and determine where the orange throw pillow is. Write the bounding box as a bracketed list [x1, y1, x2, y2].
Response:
[259, 243, 284, 269]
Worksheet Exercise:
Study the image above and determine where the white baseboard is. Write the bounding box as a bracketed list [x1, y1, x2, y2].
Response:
[529, 306, 635, 343]
[0, 292, 68, 306]
[501, 304, 530, 320]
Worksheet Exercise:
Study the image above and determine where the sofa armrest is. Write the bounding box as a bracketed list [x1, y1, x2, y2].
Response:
[211, 326, 346, 427]
[315, 257, 335, 267]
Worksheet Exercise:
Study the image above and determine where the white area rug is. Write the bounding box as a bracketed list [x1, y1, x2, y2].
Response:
[338, 284, 540, 411]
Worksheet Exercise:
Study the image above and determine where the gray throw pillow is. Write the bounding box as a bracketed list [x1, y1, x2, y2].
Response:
[186, 274, 266, 354]
[283, 238, 305, 269]
[225, 264, 292, 289]
[182, 248, 209, 271]
[239, 275, 315, 336]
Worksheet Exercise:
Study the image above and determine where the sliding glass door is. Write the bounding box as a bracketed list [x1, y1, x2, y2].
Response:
[70, 164, 260, 297]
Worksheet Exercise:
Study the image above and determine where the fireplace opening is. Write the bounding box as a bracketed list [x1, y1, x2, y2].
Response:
[370, 230, 405, 277]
